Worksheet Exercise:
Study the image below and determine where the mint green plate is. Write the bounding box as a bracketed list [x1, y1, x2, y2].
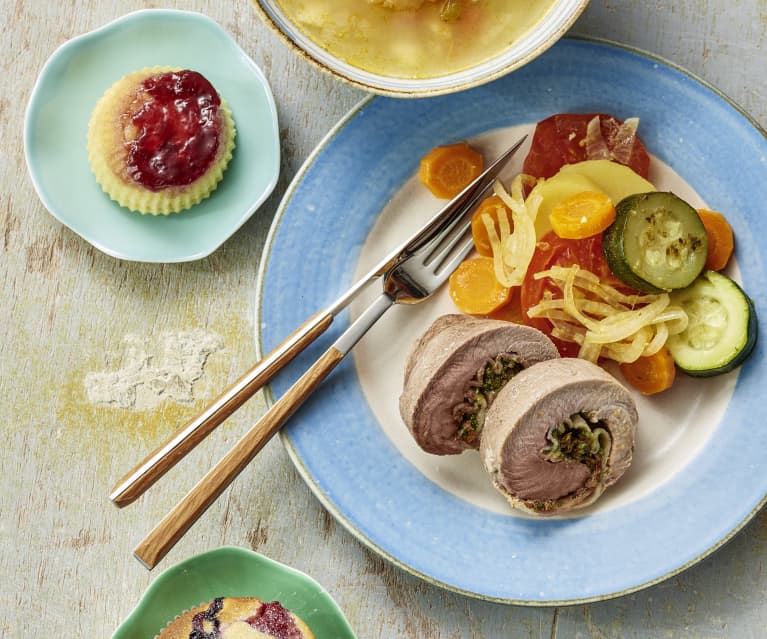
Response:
[112, 547, 356, 639]
[24, 10, 280, 263]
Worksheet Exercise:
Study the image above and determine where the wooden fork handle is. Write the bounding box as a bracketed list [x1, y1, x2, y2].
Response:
[133, 345, 346, 570]
[110, 311, 334, 508]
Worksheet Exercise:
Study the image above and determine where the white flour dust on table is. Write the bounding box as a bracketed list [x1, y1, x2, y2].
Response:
[84, 330, 224, 410]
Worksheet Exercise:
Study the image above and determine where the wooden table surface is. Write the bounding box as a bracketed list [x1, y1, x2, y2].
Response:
[3, 1, 766, 637]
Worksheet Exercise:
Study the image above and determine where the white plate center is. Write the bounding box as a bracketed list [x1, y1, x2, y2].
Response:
[353, 124, 736, 516]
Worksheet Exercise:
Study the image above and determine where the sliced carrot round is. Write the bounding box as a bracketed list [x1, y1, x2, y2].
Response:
[449, 256, 511, 315]
[418, 142, 484, 199]
[697, 208, 734, 271]
[549, 190, 616, 239]
[471, 195, 513, 256]
[619, 346, 676, 395]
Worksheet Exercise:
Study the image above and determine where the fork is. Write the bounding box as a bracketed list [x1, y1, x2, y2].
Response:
[133, 186, 485, 568]
[131, 143, 524, 569]
[110, 136, 526, 509]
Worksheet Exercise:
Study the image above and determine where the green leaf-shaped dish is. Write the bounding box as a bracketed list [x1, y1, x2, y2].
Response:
[112, 547, 356, 639]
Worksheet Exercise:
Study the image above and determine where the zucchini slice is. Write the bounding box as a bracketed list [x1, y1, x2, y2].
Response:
[667, 270, 758, 377]
[603, 192, 708, 293]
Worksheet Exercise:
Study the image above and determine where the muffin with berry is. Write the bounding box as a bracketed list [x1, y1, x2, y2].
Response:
[87, 67, 235, 215]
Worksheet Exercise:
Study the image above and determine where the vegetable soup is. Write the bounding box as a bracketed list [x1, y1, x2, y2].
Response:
[273, 0, 559, 79]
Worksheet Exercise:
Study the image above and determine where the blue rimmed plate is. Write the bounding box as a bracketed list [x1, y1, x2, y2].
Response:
[112, 547, 356, 639]
[256, 38, 767, 604]
[24, 10, 279, 263]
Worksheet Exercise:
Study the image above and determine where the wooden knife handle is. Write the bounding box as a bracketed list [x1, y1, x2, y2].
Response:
[110, 311, 333, 508]
[133, 344, 346, 570]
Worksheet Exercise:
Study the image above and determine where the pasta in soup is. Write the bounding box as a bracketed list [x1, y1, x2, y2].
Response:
[273, 0, 559, 79]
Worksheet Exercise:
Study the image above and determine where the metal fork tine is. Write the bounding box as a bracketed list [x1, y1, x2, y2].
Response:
[420, 179, 493, 265]
[426, 217, 474, 272]
[412, 137, 526, 266]
[436, 233, 476, 277]
[405, 136, 526, 255]
[130, 136, 530, 569]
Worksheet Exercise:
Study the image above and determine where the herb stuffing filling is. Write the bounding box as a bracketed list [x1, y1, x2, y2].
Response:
[453, 354, 523, 444]
[522, 413, 613, 514]
[525, 413, 612, 513]
[542, 412, 611, 471]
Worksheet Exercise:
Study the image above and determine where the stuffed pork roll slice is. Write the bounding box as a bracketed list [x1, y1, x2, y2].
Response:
[480, 357, 638, 515]
[399, 314, 559, 455]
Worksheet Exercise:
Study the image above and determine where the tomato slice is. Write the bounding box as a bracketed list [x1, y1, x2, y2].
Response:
[520, 232, 635, 357]
[522, 113, 651, 180]
[511, 112, 650, 356]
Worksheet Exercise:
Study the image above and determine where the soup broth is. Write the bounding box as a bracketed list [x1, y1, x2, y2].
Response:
[273, 0, 559, 79]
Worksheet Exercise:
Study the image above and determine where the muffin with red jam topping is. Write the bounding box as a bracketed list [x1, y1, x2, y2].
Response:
[87, 67, 236, 215]
[158, 597, 314, 639]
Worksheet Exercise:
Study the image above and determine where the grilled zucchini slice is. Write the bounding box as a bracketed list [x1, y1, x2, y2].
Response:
[603, 192, 708, 293]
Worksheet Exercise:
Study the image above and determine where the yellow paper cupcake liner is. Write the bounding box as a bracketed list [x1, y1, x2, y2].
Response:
[87, 66, 236, 216]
